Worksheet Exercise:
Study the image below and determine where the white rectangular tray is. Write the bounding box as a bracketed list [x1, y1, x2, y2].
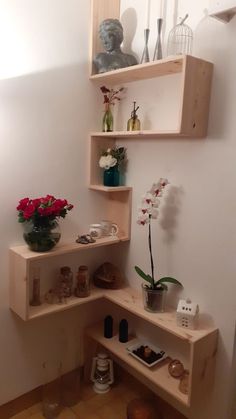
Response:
[126, 339, 168, 368]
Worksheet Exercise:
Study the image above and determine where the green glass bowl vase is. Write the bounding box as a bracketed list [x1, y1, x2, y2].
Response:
[23, 219, 61, 252]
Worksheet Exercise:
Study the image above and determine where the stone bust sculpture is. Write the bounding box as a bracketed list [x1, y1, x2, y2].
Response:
[93, 18, 138, 74]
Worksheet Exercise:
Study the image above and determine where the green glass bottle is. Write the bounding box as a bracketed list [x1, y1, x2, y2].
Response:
[127, 101, 141, 131]
[102, 103, 113, 132]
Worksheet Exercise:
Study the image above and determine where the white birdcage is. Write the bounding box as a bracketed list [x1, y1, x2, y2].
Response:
[167, 14, 193, 56]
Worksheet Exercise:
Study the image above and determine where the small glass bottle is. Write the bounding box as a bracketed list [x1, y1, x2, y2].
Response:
[127, 101, 141, 131]
[102, 103, 113, 132]
[75, 265, 90, 298]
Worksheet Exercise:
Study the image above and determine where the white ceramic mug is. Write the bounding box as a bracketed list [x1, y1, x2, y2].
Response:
[89, 224, 103, 239]
[100, 220, 119, 237]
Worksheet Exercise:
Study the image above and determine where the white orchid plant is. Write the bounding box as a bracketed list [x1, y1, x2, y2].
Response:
[135, 178, 182, 291]
[99, 146, 126, 170]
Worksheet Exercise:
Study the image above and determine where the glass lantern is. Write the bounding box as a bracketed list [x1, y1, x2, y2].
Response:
[90, 353, 114, 394]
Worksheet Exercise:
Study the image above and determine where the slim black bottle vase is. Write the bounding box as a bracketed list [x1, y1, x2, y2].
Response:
[104, 315, 113, 339]
[119, 319, 128, 343]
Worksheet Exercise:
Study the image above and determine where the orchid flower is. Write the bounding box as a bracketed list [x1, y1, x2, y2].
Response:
[135, 178, 182, 290]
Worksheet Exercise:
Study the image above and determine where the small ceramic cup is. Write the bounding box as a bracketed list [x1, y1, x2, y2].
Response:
[89, 224, 103, 239]
[100, 220, 119, 236]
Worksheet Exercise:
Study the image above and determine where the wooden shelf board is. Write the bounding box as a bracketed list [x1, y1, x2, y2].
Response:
[91, 130, 186, 139]
[89, 185, 132, 192]
[90, 55, 184, 85]
[86, 322, 188, 406]
[104, 287, 217, 343]
[29, 288, 105, 320]
[10, 236, 122, 261]
[210, 7, 236, 22]
[14, 283, 216, 343]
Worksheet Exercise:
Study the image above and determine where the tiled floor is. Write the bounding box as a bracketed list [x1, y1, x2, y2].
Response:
[9, 379, 148, 419]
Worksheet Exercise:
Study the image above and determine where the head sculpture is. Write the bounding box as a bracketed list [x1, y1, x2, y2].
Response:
[93, 18, 138, 74]
[99, 19, 124, 52]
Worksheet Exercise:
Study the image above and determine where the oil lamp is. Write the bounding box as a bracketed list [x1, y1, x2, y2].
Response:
[90, 352, 114, 393]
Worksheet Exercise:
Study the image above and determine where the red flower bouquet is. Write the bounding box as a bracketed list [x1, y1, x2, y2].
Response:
[17, 195, 73, 223]
[17, 195, 73, 252]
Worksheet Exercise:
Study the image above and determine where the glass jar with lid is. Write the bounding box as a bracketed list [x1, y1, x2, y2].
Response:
[60, 266, 73, 298]
[75, 265, 90, 298]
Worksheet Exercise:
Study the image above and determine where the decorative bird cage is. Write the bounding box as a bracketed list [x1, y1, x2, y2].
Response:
[167, 14, 193, 56]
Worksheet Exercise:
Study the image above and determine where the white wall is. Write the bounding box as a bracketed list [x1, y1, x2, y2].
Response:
[115, 1, 236, 418]
[0, 1, 236, 419]
[0, 0, 110, 405]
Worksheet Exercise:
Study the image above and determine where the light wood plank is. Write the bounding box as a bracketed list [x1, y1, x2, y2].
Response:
[188, 330, 218, 419]
[90, 130, 183, 139]
[9, 251, 29, 321]
[29, 288, 105, 320]
[89, 185, 132, 192]
[179, 56, 213, 138]
[10, 236, 121, 262]
[90, 0, 120, 76]
[90, 55, 184, 83]
[210, 7, 236, 22]
[106, 191, 132, 240]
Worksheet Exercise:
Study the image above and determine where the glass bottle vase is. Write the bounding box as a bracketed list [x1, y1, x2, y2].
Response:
[103, 166, 119, 187]
[102, 104, 113, 132]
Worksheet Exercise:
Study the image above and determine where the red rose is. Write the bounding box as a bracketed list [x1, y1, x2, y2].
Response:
[16, 197, 29, 211]
[23, 203, 35, 219]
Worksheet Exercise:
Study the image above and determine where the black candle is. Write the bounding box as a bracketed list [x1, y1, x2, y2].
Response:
[119, 319, 128, 343]
[104, 315, 113, 339]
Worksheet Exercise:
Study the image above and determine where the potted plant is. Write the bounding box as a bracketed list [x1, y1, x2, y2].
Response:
[99, 146, 126, 187]
[135, 178, 182, 312]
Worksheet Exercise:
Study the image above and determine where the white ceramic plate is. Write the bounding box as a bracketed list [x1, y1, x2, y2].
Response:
[126, 339, 167, 368]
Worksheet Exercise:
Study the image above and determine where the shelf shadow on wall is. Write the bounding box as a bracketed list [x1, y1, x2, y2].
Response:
[121, 8, 139, 63]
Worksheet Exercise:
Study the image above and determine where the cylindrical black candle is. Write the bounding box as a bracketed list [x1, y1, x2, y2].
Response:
[119, 319, 128, 343]
[104, 315, 113, 339]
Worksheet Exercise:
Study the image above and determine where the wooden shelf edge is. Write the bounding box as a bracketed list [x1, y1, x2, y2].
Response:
[9, 236, 123, 261]
[210, 7, 236, 22]
[28, 289, 105, 320]
[89, 185, 132, 192]
[89, 55, 184, 84]
[89, 55, 213, 87]
[10, 285, 217, 343]
[103, 287, 217, 343]
[90, 130, 207, 139]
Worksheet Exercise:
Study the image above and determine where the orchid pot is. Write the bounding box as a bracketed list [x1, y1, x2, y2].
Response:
[142, 284, 166, 313]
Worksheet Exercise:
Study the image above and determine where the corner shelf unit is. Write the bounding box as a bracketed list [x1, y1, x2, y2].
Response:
[90, 0, 213, 138]
[9, 237, 122, 321]
[89, 1, 213, 250]
[90, 55, 213, 139]
[83, 288, 218, 419]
